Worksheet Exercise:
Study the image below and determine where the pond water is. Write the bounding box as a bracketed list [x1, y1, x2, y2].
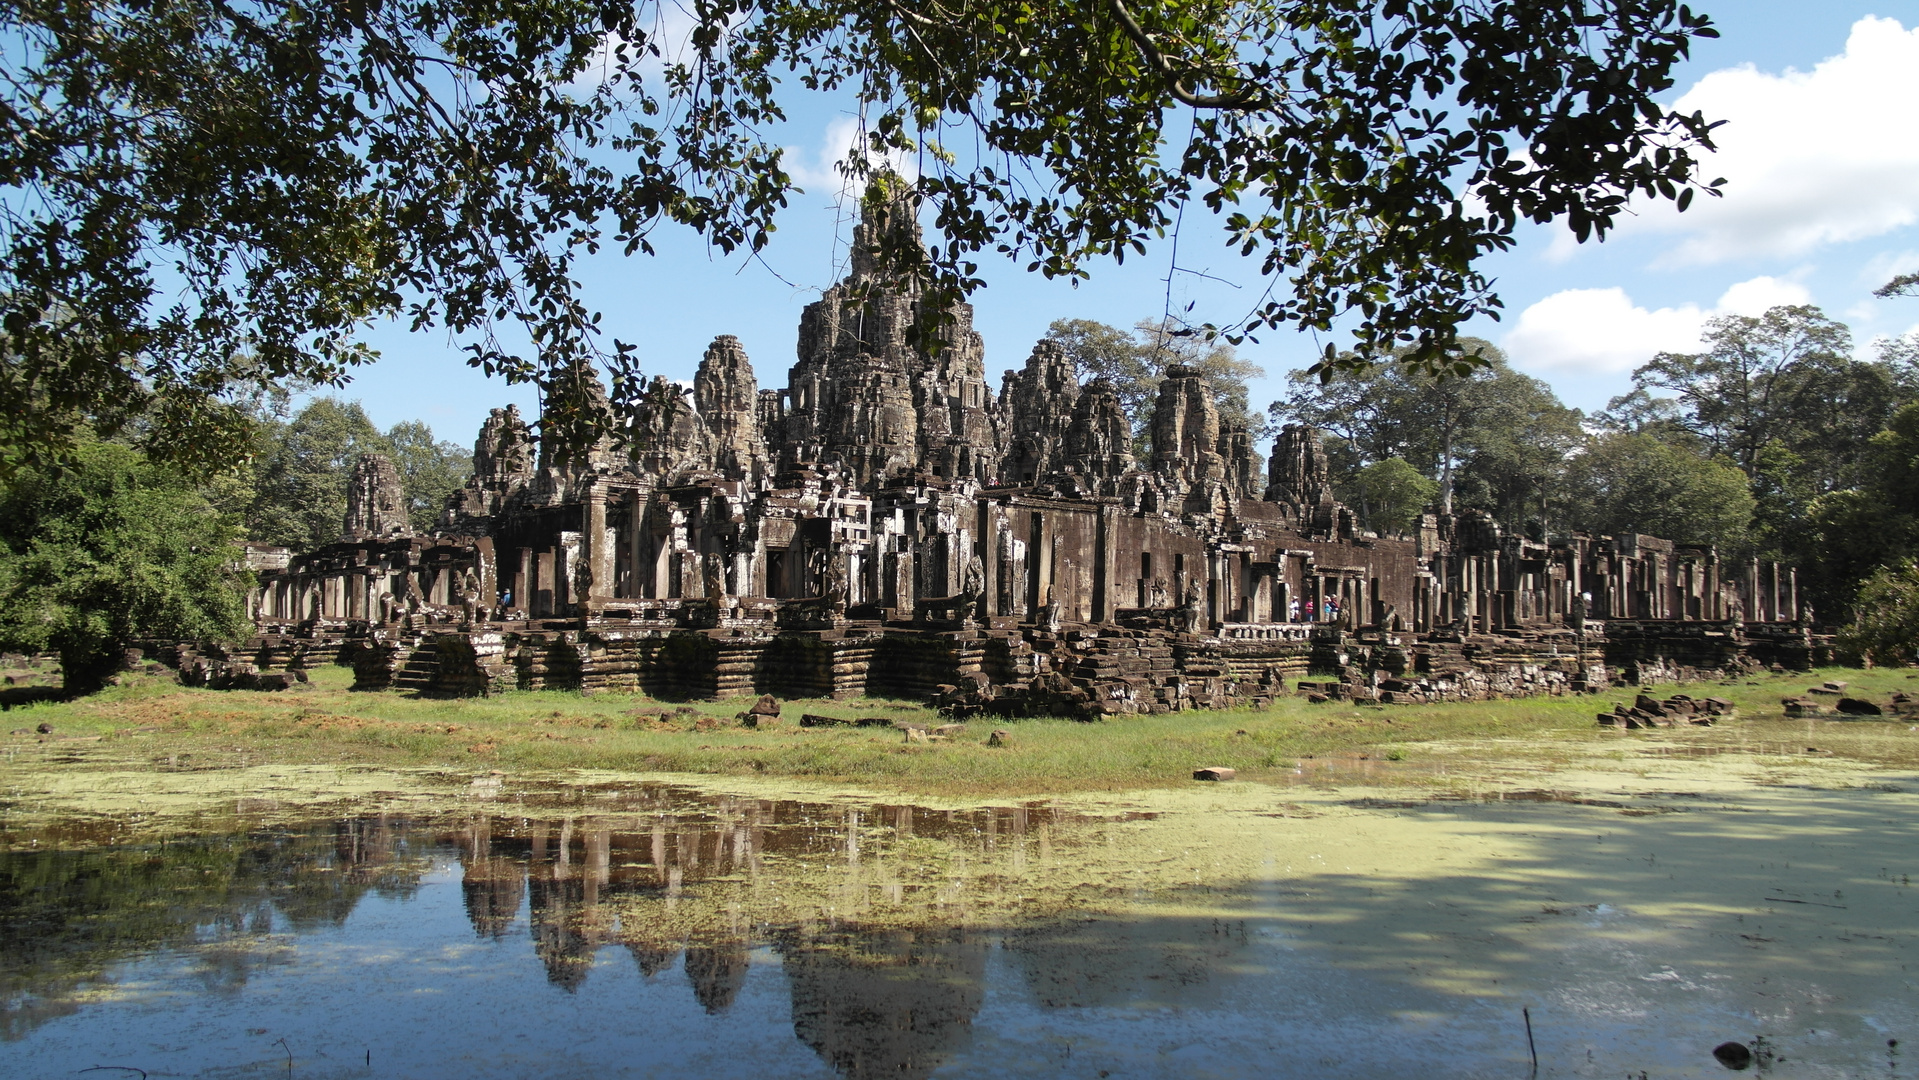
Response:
[3, 764, 1916, 1079]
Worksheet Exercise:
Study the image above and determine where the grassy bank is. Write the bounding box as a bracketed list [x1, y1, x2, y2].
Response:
[4, 665, 1919, 796]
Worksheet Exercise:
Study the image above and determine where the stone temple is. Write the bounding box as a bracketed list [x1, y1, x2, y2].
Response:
[247, 196, 1823, 713]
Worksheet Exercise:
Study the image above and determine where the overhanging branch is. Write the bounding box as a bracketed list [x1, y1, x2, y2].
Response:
[1108, 0, 1267, 110]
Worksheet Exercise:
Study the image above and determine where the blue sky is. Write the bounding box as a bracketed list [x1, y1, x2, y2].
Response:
[341, 2, 1919, 451]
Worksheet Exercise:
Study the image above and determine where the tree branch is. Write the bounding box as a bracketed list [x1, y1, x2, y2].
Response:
[1877, 272, 1919, 299]
[1107, 0, 1267, 110]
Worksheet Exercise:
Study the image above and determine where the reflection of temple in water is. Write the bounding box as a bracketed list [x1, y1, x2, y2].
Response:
[684, 937, 750, 1013]
[267, 817, 423, 930]
[780, 928, 988, 1080]
[5, 787, 1142, 1075]
[458, 816, 525, 939]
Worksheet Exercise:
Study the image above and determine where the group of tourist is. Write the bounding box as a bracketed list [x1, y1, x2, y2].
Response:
[1286, 596, 1342, 624]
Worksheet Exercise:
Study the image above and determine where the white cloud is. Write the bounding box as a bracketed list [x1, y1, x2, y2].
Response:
[783, 116, 919, 199]
[1715, 275, 1813, 316]
[1503, 276, 1813, 374]
[1620, 17, 1919, 265]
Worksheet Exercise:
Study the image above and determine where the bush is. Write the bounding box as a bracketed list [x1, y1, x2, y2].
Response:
[0, 442, 252, 692]
[1836, 562, 1919, 666]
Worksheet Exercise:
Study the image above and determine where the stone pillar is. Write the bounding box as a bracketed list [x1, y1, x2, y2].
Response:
[475, 536, 497, 608]
[894, 549, 915, 615]
[628, 491, 647, 599]
[536, 550, 554, 614]
[1093, 504, 1117, 623]
[1468, 558, 1483, 634]
[1029, 513, 1049, 617]
[997, 518, 1022, 617]
[1204, 552, 1220, 627]
[584, 482, 611, 607]
[980, 502, 999, 618]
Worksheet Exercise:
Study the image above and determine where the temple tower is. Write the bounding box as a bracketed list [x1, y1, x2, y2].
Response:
[343, 453, 412, 540]
[783, 179, 998, 483]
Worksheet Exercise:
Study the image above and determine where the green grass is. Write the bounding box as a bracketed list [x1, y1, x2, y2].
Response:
[4, 664, 1918, 795]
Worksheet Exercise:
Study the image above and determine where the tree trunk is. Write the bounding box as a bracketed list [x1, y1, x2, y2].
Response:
[58, 641, 119, 697]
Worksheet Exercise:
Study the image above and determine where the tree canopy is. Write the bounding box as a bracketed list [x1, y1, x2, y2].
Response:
[1268, 342, 1581, 526]
[1350, 458, 1437, 536]
[0, 441, 252, 692]
[1042, 317, 1266, 453]
[1599, 305, 1915, 609]
[1, 0, 1722, 476]
[1836, 560, 1919, 666]
[1619, 306, 1903, 490]
[247, 398, 472, 551]
[1561, 430, 1754, 550]
[1878, 273, 1919, 300]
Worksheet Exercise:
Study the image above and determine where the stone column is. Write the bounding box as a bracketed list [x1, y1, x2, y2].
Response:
[628, 491, 647, 600]
[475, 536, 497, 608]
[1711, 552, 1727, 621]
[1093, 504, 1117, 623]
[1205, 552, 1221, 627]
[894, 548, 915, 614]
[535, 550, 554, 614]
[980, 502, 1000, 618]
[584, 482, 612, 607]
[1029, 513, 1049, 617]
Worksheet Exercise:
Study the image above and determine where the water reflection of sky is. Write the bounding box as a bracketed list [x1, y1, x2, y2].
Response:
[3, 778, 1916, 1078]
